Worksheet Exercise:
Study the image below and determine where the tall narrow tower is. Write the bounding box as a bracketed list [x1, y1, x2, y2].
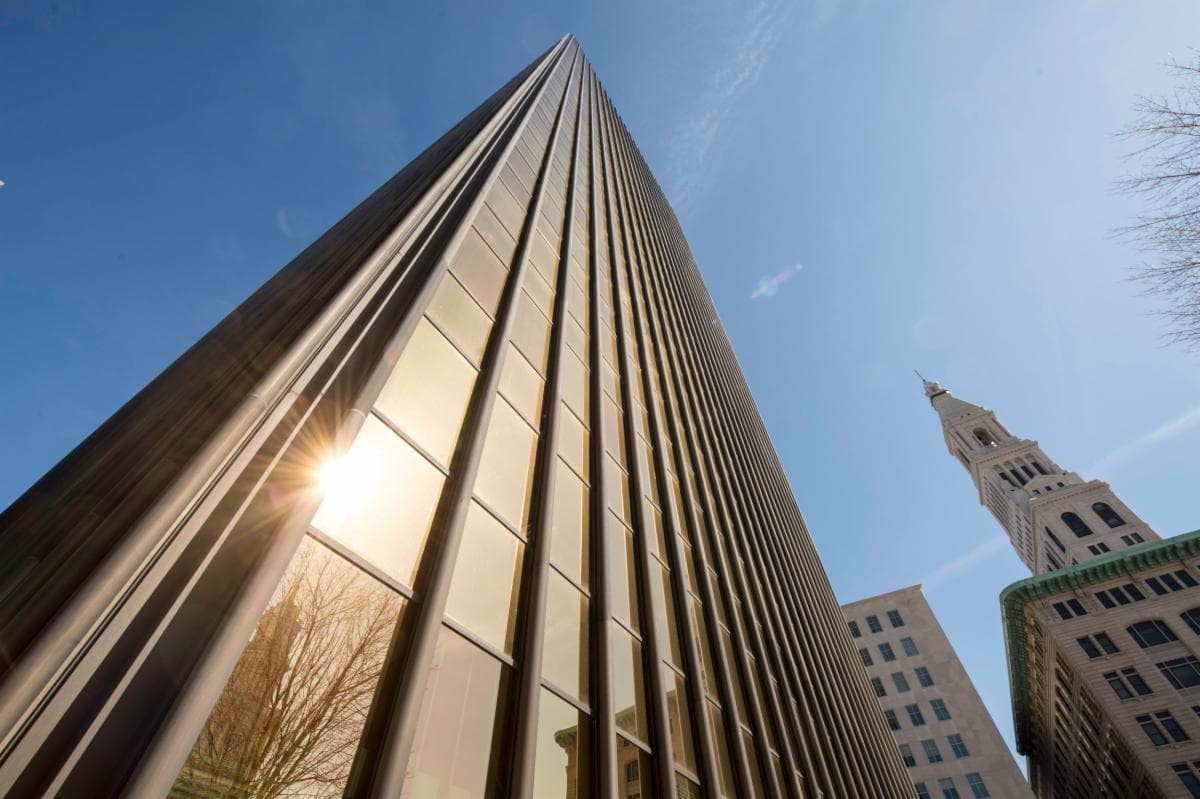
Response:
[923, 379, 1157, 574]
[0, 37, 913, 799]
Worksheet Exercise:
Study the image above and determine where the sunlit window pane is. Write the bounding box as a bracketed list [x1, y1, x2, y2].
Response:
[473, 204, 518, 268]
[498, 344, 545, 429]
[560, 349, 589, 421]
[403, 626, 511, 798]
[474, 397, 538, 531]
[550, 459, 589, 588]
[445, 502, 524, 655]
[511, 292, 552, 374]
[612, 623, 649, 742]
[312, 414, 443, 588]
[558, 407, 590, 482]
[606, 512, 639, 634]
[617, 737, 653, 799]
[707, 701, 735, 799]
[542, 570, 589, 703]
[691, 597, 718, 697]
[665, 669, 697, 773]
[657, 564, 684, 669]
[451, 228, 508, 317]
[426, 273, 492, 366]
[375, 318, 477, 466]
[605, 455, 631, 522]
[171, 538, 403, 799]
[532, 689, 588, 799]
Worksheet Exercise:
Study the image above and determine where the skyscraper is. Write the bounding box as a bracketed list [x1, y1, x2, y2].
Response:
[0, 37, 913, 798]
[924, 380, 1200, 797]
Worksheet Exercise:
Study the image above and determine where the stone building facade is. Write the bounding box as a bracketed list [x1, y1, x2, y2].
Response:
[844, 585, 1034, 799]
[925, 380, 1200, 797]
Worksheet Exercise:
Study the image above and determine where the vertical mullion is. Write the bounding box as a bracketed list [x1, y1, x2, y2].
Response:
[507, 56, 588, 799]
[599, 97, 729, 796]
[594, 90, 678, 799]
[583, 68, 618, 799]
[359, 42, 582, 799]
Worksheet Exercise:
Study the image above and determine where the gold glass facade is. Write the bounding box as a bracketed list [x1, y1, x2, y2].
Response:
[0, 37, 912, 798]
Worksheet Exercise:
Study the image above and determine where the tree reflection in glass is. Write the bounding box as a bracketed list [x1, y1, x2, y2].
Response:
[171, 537, 402, 799]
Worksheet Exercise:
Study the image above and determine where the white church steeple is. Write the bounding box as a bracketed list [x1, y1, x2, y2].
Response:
[922, 379, 1158, 574]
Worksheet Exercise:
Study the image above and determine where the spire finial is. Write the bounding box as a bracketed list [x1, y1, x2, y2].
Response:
[916, 371, 944, 399]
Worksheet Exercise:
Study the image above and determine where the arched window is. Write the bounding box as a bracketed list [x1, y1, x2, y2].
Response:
[1127, 619, 1178, 648]
[1061, 512, 1093, 538]
[1093, 502, 1126, 529]
[973, 428, 996, 447]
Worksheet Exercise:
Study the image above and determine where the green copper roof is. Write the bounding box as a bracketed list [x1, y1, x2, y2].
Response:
[1000, 529, 1200, 754]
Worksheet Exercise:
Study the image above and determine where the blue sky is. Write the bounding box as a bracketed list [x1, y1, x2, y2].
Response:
[4, 0, 1200, 765]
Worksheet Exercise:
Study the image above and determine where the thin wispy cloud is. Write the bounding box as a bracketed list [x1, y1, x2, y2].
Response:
[667, 1, 791, 211]
[1087, 402, 1200, 476]
[751, 264, 803, 299]
[921, 534, 1009, 591]
[275, 207, 293, 237]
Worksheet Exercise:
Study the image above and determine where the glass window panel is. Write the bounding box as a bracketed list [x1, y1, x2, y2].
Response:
[500, 165, 531, 205]
[524, 267, 555, 317]
[691, 597, 719, 697]
[550, 459, 589, 588]
[474, 398, 538, 532]
[612, 623, 650, 743]
[617, 737, 653, 799]
[512, 292, 552, 374]
[603, 396, 627, 466]
[677, 537, 699, 597]
[677, 772, 701, 799]
[532, 689, 588, 799]
[719, 627, 749, 724]
[498, 344, 544, 429]
[472, 204, 518, 268]
[561, 349, 589, 421]
[445, 503, 524, 655]
[747, 656, 777, 750]
[426, 273, 492, 366]
[543, 570, 589, 702]
[558, 407, 590, 482]
[656, 564, 684, 669]
[171, 538, 402, 799]
[312, 415, 443, 587]
[606, 455, 631, 521]
[707, 701, 735, 798]
[606, 512, 640, 633]
[403, 626, 510, 798]
[708, 571, 729, 628]
[665, 670, 698, 773]
[564, 314, 588, 359]
[530, 231, 560, 287]
[643, 500, 667, 561]
[451, 229, 508, 317]
[743, 730, 766, 797]
[486, 182, 527, 240]
[375, 318, 477, 466]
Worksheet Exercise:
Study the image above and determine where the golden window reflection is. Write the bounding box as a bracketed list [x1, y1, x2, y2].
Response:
[451, 229, 508, 317]
[707, 701, 736, 799]
[312, 414, 444, 588]
[498, 344, 545, 430]
[617, 737, 653, 799]
[665, 670, 698, 774]
[473, 205, 518, 269]
[605, 512, 640, 634]
[511, 292, 552, 375]
[550, 459, 589, 588]
[557, 407, 590, 482]
[612, 623, 649, 743]
[444, 502, 524, 655]
[474, 397, 538, 532]
[541, 570, 588, 703]
[402, 626, 510, 798]
[375, 318, 477, 466]
[533, 688, 588, 799]
[170, 537, 403, 799]
[426, 273, 492, 366]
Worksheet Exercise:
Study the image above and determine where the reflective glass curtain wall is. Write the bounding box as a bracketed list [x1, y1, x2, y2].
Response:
[0, 37, 912, 798]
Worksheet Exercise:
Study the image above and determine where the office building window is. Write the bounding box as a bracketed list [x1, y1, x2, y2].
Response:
[879, 642, 896, 662]
[916, 666, 934, 687]
[867, 615, 882, 633]
[1159, 656, 1200, 691]
[1173, 763, 1200, 798]
[1139, 711, 1190, 746]
[915, 783, 932, 799]
[859, 647, 873, 667]
[848, 620, 861, 638]
[1092, 502, 1126, 528]
[900, 744, 916, 768]
[1129, 620, 1179, 649]
[937, 778, 961, 799]
[872, 677, 887, 697]
[1182, 607, 1200, 636]
[922, 738, 943, 763]
[901, 637, 919, 657]
[888, 609, 905, 628]
[948, 733, 969, 758]
[931, 698, 951, 721]
[884, 709, 900, 731]
[892, 672, 910, 693]
[906, 703, 926, 727]
[966, 773, 991, 798]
